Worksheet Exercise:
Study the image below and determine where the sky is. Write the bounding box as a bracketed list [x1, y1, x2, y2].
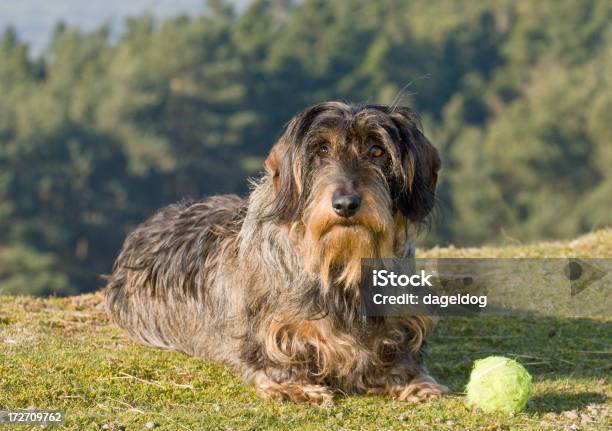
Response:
[0, 0, 249, 56]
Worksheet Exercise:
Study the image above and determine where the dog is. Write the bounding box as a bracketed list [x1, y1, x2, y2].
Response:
[105, 101, 446, 404]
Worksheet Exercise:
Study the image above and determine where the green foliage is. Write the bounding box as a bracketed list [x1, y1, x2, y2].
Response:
[1, 0, 611, 294]
[0, 246, 72, 295]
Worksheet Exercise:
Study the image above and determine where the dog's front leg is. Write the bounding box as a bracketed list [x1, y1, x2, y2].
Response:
[368, 364, 449, 403]
[382, 373, 449, 402]
[247, 370, 334, 405]
[240, 317, 362, 405]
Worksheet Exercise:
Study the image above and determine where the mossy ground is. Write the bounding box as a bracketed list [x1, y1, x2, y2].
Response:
[1, 230, 611, 430]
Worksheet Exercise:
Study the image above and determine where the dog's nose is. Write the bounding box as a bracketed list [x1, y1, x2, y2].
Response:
[332, 193, 361, 218]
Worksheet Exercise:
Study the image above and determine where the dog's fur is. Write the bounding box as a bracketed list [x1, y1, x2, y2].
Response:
[105, 101, 446, 404]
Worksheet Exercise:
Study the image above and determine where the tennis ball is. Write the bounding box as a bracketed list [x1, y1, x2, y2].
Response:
[465, 356, 532, 413]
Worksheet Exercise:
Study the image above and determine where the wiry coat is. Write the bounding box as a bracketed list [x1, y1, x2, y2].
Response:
[105, 102, 446, 404]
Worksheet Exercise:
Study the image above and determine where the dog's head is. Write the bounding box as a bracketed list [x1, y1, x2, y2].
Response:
[264, 101, 440, 289]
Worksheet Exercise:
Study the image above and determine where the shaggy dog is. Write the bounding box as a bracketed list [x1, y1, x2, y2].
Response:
[105, 101, 447, 404]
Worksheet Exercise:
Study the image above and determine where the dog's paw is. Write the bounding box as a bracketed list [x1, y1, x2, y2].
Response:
[387, 375, 449, 403]
[256, 381, 334, 405]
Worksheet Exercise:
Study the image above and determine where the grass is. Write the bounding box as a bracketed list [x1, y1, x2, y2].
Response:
[1, 230, 612, 430]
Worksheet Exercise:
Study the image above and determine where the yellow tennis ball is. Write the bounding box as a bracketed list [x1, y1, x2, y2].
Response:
[466, 356, 532, 413]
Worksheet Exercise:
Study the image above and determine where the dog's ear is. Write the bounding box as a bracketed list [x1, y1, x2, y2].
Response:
[264, 137, 285, 192]
[263, 119, 304, 223]
[390, 109, 441, 222]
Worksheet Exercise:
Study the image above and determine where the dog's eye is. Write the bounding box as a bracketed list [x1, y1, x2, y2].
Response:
[368, 145, 385, 159]
[316, 144, 331, 158]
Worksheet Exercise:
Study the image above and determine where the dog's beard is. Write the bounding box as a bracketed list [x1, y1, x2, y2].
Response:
[292, 182, 395, 294]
